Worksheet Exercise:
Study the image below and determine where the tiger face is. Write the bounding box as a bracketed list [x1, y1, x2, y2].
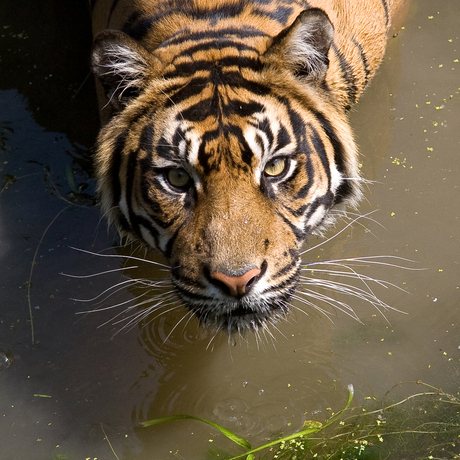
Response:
[91, 4, 375, 334]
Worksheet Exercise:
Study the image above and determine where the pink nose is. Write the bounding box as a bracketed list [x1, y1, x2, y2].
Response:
[210, 268, 262, 297]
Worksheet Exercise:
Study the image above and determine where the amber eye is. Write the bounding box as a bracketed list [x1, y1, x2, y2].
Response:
[166, 168, 191, 189]
[264, 157, 287, 177]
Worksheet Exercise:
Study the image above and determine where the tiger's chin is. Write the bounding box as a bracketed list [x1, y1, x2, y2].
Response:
[185, 294, 294, 335]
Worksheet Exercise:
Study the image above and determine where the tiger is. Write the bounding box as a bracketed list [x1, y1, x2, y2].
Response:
[90, 0, 404, 334]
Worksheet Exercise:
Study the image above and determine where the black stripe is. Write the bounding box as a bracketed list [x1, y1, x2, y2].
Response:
[239, 132, 254, 167]
[138, 167, 163, 213]
[173, 40, 259, 59]
[280, 96, 306, 145]
[311, 109, 353, 201]
[194, 122, 257, 174]
[165, 77, 208, 108]
[165, 56, 263, 79]
[180, 96, 265, 123]
[381, 0, 389, 27]
[352, 38, 371, 86]
[156, 136, 181, 161]
[253, 5, 294, 26]
[304, 191, 334, 222]
[140, 206, 180, 231]
[165, 72, 270, 112]
[307, 123, 331, 185]
[264, 280, 298, 297]
[136, 214, 161, 248]
[125, 149, 141, 237]
[294, 143, 314, 200]
[139, 123, 154, 154]
[180, 97, 217, 123]
[109, 131, 127, 211]
[248, 117, 274, 148]
[164, 225, 183, 259]
[197, 130, 221, 174]
[276, 124, 291, 151]
[229, 99, 265, 118]
[275, 210, 305, 241]
[192, 2, 246, 21]
[223, 70, 271, 96]
[254, 133, 265, 153]
[311, 110, 343, 171]
[122, 11, 149, 41]
[331, 43, 358, 105]
[282, 202, 308, 218]
[159, 27, 269, 48]
[271, 249, 299, 279]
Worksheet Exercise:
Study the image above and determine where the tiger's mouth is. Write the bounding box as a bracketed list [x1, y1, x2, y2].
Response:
[178, 284, 297, 334]
[170, 257, 302, 334]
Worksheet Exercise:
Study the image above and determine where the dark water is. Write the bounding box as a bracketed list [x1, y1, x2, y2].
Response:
[1, 1, 459, 459]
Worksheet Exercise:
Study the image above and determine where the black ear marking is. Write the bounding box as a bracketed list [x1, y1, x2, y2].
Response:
[265, 8, 334, 83]
[91, 30, 162, 109]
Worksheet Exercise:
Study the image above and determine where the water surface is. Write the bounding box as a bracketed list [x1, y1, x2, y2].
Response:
[1, 1, 459, 458]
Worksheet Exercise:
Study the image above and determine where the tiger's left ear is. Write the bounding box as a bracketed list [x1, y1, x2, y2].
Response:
[92, 30, 163, 110]
[264, 8, 334, 84]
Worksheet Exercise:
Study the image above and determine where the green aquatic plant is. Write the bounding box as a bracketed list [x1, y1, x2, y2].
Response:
[140, 381, 460, 460]
[141, 386, 355, 459]
[47, 453, 70, 460]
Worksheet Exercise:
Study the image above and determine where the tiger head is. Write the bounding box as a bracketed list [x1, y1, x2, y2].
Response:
[91, 9, 361, 334]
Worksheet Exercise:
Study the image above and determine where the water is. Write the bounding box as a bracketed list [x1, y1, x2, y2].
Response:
[1, 1, 459, 459]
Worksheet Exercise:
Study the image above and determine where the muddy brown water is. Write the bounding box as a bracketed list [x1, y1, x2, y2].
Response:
[1, 1, 459, 459]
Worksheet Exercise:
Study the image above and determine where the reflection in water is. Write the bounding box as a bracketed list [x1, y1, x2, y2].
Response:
[65, 207, 420, 458]
[0, 348, 14, 371]
[71, 246, 176, 333]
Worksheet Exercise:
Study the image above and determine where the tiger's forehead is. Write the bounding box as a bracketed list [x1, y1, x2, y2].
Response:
[160, 97, 297, 173]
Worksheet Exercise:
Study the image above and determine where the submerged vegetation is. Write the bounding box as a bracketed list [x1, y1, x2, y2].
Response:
[140, 381, 460, 460]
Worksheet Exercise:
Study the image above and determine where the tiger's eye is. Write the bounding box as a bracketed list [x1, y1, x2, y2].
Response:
[264, 157, 287, 177]
[166, 168, 191, 189]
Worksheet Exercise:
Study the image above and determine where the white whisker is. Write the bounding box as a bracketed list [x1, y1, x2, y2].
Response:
[61, 266, 138, 278]
[296, 289, 363, 322]
[301, 210, 380, 255]
[79, 291, 150, 314]
[111, 293, 178, 333]
[206, 326, 222, 351]
[305, 255, 420, 269]
[290, 294, 337, 323]
[69, 246, 170, 268]
[304, 261, 395, 302]
[72, 278, 146, 304]
[162, 309, 195, 345]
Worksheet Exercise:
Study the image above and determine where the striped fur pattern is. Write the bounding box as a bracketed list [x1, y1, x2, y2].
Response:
[91, 0, 402, 334]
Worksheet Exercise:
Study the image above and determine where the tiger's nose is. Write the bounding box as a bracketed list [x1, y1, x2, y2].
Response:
[210, 267, 262, 298]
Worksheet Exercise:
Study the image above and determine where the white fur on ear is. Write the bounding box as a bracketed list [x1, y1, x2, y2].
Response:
[92, 30, 160, 108]
[266, 8, 334, 83]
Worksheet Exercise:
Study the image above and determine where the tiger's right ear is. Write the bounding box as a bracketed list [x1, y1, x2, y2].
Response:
[91, 30, 163, 110]
[264, 8, 334, 84]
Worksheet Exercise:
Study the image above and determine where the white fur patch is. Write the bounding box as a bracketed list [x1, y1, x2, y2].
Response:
[306, 203, 327, 229]
[102, 44, 148, 101]
[288, 29, 327, 79]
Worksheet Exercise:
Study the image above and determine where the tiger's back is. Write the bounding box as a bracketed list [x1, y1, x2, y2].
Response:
[91, 0, 403, 333]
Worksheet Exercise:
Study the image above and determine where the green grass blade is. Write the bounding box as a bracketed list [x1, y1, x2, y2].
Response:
[226, 384, 355, 460]
[140, 414, 251, 449]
